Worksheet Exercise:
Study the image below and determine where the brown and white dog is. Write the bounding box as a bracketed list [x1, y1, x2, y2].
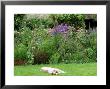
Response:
[41, 67, 65, 75]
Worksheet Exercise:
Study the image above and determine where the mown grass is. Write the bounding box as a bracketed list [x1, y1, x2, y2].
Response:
[14, 63, 97, 76]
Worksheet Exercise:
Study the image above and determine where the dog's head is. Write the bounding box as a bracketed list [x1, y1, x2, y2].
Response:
[51, 70, 59, 75]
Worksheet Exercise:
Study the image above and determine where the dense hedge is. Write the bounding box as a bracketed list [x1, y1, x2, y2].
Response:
[14, 14, 97, 65]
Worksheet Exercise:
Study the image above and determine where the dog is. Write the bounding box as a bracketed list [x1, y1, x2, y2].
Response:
[41, 67, 65, 75]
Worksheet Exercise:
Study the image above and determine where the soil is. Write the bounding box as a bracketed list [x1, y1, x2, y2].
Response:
[14, 59, 27, 65]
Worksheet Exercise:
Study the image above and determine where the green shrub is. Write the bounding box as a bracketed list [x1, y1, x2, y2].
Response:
[20, 27, 33, 46]
[25, 17, 54, 30]
[37, 33, 61, 56]
[49, 14, 85, 29]
[71, 52, 88, 63]
[50, 52, 61, 64]
[25, 18, 40, 30]
[26, 50, 34, 64]
[79, 32, 97, 49]
[14, 14, 25, 31]
[14, 27, 33, 46]
[14, 43, 28, 61]
[84, 48, 96, 62]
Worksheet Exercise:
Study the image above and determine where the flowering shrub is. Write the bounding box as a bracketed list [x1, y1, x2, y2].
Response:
[14, 14, 97, 65]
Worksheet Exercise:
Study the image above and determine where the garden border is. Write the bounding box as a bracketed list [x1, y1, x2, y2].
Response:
[1, 0, 110, 88]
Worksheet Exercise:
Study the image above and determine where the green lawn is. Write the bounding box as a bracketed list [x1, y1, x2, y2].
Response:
[14, 63, 97, 76]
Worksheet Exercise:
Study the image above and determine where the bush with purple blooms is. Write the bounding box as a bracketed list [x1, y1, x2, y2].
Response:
[54, 23, 69, 33]
[48, 23, 69, 35]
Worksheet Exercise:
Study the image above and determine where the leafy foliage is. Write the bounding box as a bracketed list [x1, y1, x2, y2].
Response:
[14, 14, 25, 31]
[14, 14, 97, 65]
[14, 43, 28, 60]
[50, 52, 61, 64]
[49, 14, 85, 29]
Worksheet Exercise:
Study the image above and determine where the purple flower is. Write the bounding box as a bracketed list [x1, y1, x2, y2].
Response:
[57, 24, 68, 32]
[49, 23, 69, 35]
